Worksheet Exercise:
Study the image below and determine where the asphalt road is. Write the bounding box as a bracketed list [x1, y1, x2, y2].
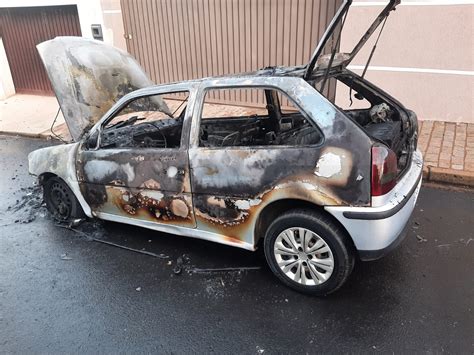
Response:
[1, 135, 473, 353]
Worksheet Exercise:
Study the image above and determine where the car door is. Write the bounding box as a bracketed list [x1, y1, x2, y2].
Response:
[76, 86, 197, 229]
[188, 83, 329, 247]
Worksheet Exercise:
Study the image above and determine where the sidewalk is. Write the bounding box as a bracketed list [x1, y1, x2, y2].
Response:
[418, 120, 474, 186]
[0, 94, 473, 187]
[0, 94, 71, 141]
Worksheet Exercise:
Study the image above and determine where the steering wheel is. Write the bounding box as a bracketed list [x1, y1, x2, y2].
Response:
[133, 122, 167, 148]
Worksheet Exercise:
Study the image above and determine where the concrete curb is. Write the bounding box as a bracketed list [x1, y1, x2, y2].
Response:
[0, 131, 50, 139]
[2, 131, 473, 188]
[423, 165, 474, 188]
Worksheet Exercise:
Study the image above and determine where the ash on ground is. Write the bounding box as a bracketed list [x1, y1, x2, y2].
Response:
[5, 184, 47, 224]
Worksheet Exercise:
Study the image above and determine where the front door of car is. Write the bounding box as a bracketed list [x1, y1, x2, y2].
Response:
[76, 89, 196, 229]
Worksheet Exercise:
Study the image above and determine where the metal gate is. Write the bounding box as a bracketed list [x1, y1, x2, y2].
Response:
[0, 5, 81, 95]
[121, 0, 341, 106]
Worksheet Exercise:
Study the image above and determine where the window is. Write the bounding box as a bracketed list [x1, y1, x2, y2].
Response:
[100, 91, 188, 149]
[199, 87, 322, 148]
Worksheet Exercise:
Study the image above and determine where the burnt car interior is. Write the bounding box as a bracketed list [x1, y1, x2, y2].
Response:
[314, 73, 412, 173]
[95, 92, 188, 150]
[199, 88, 322, 147]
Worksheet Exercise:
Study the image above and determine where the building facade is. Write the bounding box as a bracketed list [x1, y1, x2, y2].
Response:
[1, 0, 472, 123]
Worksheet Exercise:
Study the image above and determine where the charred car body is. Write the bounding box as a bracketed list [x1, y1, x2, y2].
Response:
[29, 0, 423, 295]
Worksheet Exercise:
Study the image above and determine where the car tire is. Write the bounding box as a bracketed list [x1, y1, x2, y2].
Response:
[264, 209, 355, 296]
[44, 177, 85, 221]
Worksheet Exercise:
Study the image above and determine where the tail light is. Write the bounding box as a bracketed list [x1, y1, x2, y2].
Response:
[371, 145, 397, 196]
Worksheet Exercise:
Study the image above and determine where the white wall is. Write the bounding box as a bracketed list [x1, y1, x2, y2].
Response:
[0, 0, 127, 97]
[0, 37, 15, 99]
[0, 0, 104, 42]
[337, 0, 474, 123]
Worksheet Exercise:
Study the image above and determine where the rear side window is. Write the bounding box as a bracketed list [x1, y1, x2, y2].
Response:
[199, 87, 322, 148]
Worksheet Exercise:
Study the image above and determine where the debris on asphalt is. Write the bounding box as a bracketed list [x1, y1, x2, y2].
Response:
[92, 238, 169, 259]
[6, 184, 46, 224]
[204, 278, 226, 299]
[55, 223, 169, 259]
[256, 345, 265, 354]
[190, 266, 261, 274]
[68, 218, 85, 228]
[173, 254, 190, 275]
[436, 243, 451, 248]
[60, 253, 72, 260]
[416, 234, 427, 243]
[136, 287, 141, 292]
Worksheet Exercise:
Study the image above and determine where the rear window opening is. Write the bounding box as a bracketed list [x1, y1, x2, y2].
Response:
[313, 73, 415, 176]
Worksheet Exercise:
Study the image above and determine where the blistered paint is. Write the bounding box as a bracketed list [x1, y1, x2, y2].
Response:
[28, 142, 93, 217]
[167, 166, 178, 178]
[36, 37, 170, 141]
[315, 153, 342, 178]
[32, 74, 373, 250]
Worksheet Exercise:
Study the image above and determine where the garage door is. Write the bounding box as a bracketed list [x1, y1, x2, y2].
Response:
[120, 0, 341, 107]
[0, 5, 81, 94]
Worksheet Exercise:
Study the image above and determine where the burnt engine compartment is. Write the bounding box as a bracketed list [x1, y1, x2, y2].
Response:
[199, 113, 322, 147]
[99, 117, 182, 149]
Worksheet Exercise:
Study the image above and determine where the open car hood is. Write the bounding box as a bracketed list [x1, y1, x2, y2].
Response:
[37, 37, 169, 141]
[304, 0, 400, 79]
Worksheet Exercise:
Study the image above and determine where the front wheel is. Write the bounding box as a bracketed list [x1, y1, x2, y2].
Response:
[43, 177, 85, 221]
[264, 209, 355, 296]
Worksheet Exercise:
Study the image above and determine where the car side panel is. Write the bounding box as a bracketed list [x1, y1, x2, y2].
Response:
[188, 77, 373, 247]
[77, 148, 196, 228]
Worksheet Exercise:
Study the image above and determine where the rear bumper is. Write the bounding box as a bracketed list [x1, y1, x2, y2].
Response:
[325, 149, 423, 261]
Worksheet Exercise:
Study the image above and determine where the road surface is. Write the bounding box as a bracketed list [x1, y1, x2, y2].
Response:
[1, 135, 472, 353]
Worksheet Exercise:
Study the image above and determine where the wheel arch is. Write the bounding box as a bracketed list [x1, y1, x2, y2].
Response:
[38, 172, 58, 185]
[253, 198, 356, 252]
[38, 172, 93, 218]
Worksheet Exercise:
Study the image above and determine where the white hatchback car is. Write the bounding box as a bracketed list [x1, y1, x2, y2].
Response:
[29, 0, 422, 295]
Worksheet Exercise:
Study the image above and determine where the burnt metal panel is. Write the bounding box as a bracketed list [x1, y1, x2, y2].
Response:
[186, 76, 372, 246]
[75, 84, 198, 229]
[0, 5, 81, 94]
[36, 37, 169, 141]
[77, 148, 196, 228]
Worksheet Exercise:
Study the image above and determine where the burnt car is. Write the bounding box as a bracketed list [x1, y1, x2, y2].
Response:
[29, 0, 422, 295]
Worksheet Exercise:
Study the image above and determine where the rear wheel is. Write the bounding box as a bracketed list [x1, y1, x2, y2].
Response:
[43, 177, 85, 221]
[264, 209, 354, 296]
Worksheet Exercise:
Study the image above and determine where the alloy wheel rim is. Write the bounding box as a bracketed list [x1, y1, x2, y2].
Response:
[274, 227, 334, 286]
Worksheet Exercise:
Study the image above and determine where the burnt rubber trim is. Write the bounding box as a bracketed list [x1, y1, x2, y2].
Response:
[343, 170, 422, 220]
